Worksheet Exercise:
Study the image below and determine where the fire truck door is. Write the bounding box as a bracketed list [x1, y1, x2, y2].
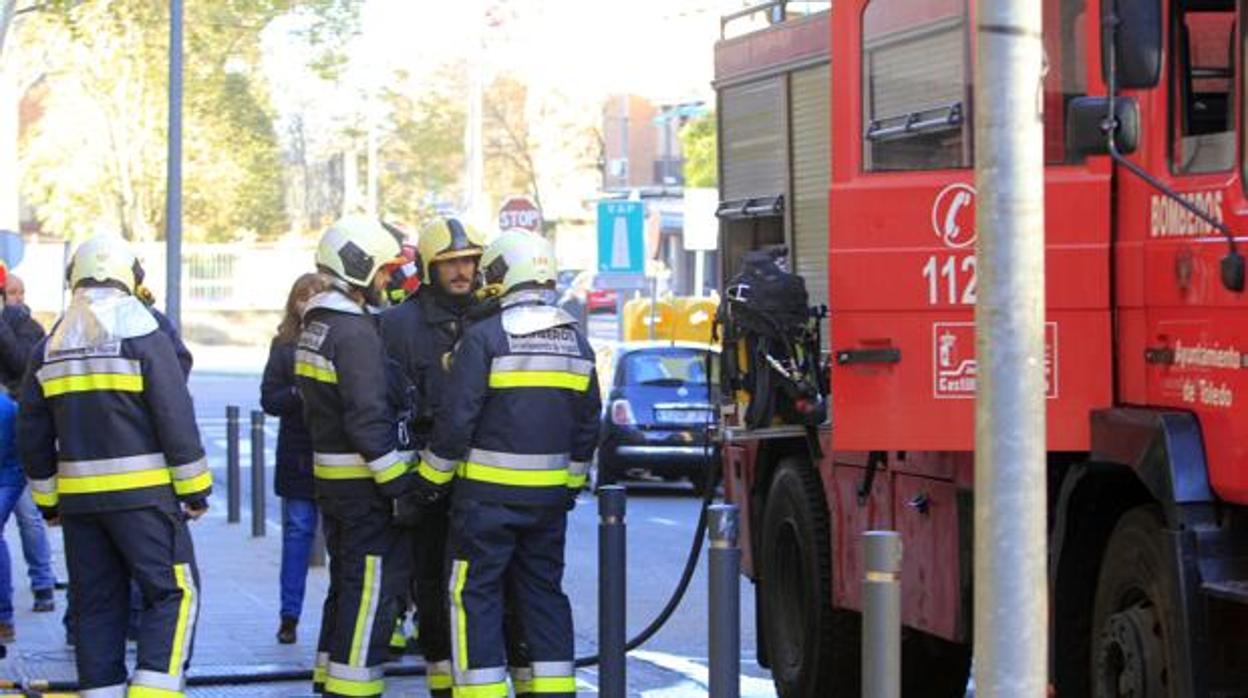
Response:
[829, 0, 1111, 452]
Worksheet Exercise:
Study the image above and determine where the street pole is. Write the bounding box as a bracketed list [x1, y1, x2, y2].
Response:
[598, 485, 626, 698]
[862, 531, 901, 698]
[707, 505, 740, 698]
[164, 0, 183, 330]
[973, 1, 1048, 695]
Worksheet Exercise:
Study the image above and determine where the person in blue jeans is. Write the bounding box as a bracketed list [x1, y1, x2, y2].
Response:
[1, 274, 56, 613]
[261, 273, 329, 644]
[12, 490, 56, 610]
[0, 391, 42, 641]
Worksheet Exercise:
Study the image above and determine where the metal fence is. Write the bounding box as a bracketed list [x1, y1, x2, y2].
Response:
[17, 240, 318, 315]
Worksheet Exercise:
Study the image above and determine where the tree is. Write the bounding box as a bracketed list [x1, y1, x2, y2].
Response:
[16, 0, 358, 242]
[680, 111, 716, 188]
[376, 66, 467, 229]
[483, 73, 542, 219]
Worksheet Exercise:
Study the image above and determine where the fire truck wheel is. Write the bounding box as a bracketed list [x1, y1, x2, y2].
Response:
[760, 459, 859, 698]
[1091, 506, 1181, 698]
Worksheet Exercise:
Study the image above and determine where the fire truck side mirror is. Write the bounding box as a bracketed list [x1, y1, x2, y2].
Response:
[1066, 96, 1140, 160]
[1101, 0, 1162, 89]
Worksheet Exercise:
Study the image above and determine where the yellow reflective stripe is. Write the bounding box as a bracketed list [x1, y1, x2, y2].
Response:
[323, 677, 384, 696]
[457, 462, 569, 488]
[373, 460, 409, 485]
[42, 373, 144, 397]
[451, 683, 508, 698]
[349, 556, 381, 666]
[567, 474, 587, 489]
[452, 560, 469, 672]
[58, 468, 171, 494]
[313, 668, 328, 685]
[419, 460, 455, 485]
[512, 677, 533, 695]
[488, 371, 589, 392]
[429, 674, 453, 690]
[295, 362, 338, 384]
[32, 489, 58, 507]
[530, 676, 577, 694]
[168, 565, 193, 675]
[172, 471, 212, 496]
[126, 687, 183, 698]
[314, 464, 373, 480]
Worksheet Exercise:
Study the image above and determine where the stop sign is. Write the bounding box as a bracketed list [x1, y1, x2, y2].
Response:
[498, 196, 543, 233]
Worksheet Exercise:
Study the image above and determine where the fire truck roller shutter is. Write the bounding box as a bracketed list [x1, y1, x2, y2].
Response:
[790, 63, 830, 351]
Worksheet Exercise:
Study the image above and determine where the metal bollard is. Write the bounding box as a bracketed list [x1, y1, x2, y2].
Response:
[863, 531, 902, 698]
[598, 485, 627, 698]
[250, 410, 266, 537]
[226, 405, 240, 523]
[708, 504, 740, 698]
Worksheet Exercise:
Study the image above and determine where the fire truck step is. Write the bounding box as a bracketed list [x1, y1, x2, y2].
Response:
[1202, 580, 1248, 605]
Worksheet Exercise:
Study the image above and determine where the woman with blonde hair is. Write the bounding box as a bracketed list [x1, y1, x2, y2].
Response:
[260, 272, 330, 644]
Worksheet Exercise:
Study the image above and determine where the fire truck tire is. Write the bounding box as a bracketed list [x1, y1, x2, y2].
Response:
[760, 460, 859, 698]
[1091, 506, 1182, 698]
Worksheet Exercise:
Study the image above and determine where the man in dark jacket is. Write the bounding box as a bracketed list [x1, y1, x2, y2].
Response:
[0, 266, 46, 395]
[423, 230, 601, 698]
[379, 216, 484, 694]
[18, 234, 211, 697]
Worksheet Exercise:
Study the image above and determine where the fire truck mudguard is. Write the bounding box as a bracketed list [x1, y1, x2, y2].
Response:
[1050, 407, 1213, 696]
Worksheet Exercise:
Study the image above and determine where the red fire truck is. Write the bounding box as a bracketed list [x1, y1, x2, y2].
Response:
[714, 1, 1248, 696]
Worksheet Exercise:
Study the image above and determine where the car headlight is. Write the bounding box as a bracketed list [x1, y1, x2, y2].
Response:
[610, 399, 636, 426]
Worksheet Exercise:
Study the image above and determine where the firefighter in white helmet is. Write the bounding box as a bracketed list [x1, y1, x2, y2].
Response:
[19, 234, 211, 696]
[422, 229, 601, 698]
[296, 215, 422, 697]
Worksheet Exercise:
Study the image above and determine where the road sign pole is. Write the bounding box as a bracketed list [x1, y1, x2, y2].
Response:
[973, 0, 1048, 695]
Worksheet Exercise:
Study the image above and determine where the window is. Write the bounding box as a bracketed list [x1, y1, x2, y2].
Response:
[1043, 0, 1088, 164]
[860, 0, 1088, 170]
[862, 0, 970, 171]
[1174, 4, 1236, 174]
[621, 349, 715, 388]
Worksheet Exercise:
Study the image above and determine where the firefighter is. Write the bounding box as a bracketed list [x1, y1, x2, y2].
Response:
[422, 229, 601, 698]
[17, 234, 211, 697]
[379, 216, 485, 696]
[298, 215, 424, 697]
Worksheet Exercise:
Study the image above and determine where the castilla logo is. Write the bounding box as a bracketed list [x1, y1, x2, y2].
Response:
[931, 183, 977, 249]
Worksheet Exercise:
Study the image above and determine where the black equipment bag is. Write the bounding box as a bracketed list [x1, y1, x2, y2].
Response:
[717, 248, 826, 429]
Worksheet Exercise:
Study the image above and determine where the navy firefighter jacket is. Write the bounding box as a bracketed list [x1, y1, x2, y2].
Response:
[421, 294, 602, 507]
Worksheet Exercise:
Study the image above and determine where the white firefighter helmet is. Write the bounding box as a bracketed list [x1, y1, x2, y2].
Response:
[315, 215, 403, 289]
[68, 235, 139, 294]
[479, 229, 556, 298]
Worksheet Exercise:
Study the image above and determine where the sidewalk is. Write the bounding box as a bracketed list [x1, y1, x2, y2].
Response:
[0, 507, 426, 696]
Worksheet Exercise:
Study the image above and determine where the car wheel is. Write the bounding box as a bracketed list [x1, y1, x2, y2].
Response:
[593, 454, 618, 492]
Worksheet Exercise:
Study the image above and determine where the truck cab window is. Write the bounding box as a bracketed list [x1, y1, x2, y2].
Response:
[1043, 0, 1087, 164]
[861, 0, 970, 171]
[1173, 5, 1236, 174]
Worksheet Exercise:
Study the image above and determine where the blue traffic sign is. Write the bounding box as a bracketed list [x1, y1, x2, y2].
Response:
[597, 201, 645, 275]
[0, 230, 24, 269]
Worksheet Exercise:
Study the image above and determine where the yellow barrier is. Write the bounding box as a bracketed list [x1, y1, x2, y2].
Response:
[622, 295, 719, 344]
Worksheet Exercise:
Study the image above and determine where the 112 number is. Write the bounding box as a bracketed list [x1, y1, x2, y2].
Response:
[922, 255, 977, 305]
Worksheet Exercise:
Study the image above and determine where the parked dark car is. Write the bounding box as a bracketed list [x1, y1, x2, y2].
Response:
[596, 342, 718, 494]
